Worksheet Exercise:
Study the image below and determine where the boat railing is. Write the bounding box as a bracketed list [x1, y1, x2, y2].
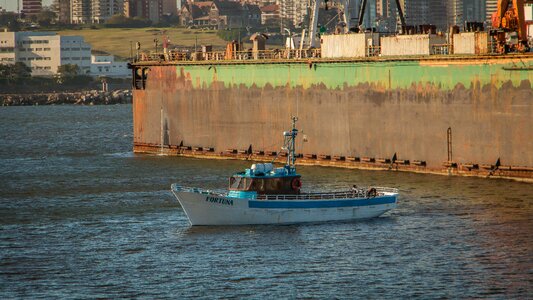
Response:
[431, 44, 449, 55]
[172, 184, 398, 200]
[172, 185, 227, 196]
[256, 187, 399, 201]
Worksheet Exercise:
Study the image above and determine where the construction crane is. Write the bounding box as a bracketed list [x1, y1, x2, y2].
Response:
[308, 0, 357, 47]
[491, 0, 529, 52]
[355, 0, 406, 32]
[308, 0, 408, 47]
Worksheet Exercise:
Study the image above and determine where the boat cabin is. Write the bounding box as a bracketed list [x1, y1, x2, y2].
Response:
[228, 163, 301, 195]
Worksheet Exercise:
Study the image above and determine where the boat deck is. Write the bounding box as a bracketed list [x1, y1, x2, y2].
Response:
[171, 185, 398, 200]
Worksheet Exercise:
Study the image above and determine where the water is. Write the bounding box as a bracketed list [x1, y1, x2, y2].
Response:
[1, 105, 532, 298]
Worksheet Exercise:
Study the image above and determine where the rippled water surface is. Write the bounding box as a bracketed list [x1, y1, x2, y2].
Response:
[1, 105, 532, 298]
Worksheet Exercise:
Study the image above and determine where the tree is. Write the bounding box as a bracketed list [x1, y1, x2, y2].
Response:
[36, 9, 57, 26]
[156, 14, 180, 27]
[12, 62, 31, 79]
[0, 12, 21, 31]
[56, 64, 80, 83]
[104, 15, 152, 28]
[0, 62, 31, 84]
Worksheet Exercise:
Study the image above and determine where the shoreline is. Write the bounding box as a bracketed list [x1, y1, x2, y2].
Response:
[0, 90, 132, 106]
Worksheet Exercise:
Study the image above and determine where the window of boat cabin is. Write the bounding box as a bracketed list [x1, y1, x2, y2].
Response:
[229, 176, 254, 191]
[229, 176, 241, 190]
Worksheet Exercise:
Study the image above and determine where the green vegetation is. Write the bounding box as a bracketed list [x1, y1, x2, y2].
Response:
[56, 27, 229, 59]
[0, 62, 99, 93]
[216, 29, 246, 42]
[56, 64, 92, 85]
[32, 9, 57, 26]
[0, 62, 31, 84]
[0, 12, 21, 31]
[104, 15, 152, 28]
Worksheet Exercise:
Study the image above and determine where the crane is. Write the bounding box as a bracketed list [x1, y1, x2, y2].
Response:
[491, 0, 529, 52]
[356, 0, 406, 32]
[308, 0, 408, 47]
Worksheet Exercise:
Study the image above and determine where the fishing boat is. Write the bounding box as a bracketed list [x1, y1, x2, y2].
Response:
[171, 117, 399, 226]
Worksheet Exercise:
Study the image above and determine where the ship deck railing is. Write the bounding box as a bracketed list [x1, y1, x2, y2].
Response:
[172, 184, 398, 201]
[134, 41, 510, 64]
[137, 49, 322, 63]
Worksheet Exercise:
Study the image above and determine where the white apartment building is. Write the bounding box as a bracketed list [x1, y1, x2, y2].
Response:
[280, 0, 307, 28]
[0, 31, 92, 76]
[90, 54, 129, 77]
[70, 0, 125, 24]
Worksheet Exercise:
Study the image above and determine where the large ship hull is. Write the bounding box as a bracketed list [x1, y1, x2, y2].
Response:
[132, 55, 533, 181]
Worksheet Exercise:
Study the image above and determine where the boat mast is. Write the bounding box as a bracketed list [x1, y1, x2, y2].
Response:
[285, 116, 298, 170]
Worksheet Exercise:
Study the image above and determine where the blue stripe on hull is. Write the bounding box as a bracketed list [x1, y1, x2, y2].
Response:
[248, 196, 396, 209]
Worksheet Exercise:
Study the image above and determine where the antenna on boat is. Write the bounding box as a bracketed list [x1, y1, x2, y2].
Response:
[283, 116, 298, 172]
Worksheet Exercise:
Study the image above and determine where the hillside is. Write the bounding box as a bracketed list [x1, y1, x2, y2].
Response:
[56, 27, 229, 60]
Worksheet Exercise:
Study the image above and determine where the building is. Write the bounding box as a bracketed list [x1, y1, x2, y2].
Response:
[92, 0, 125, 23]
[447, 0, 463, 26]
[242, 3, 262, 28]
[70, 0, 126, 24]
[260, 4, 280, 26]
[209, 0, 244, 29]
[71, 0, 92, 23]
[124, 0, 177, 23]
[0, 31, 92, 76]
[370, 0, 487, 32]
[486, 0, 498, 23]
[22, 0, 43, 17]
[52, 0, 72, 23]
[462, 0, 485, 23]
[90, 54, 129, 77]
[280, 0, 307, 29]
[239, 0, 278, 5]
[179, 1, 213, 26]
[179, 1, 261, 29]
[402, 0, 447, 31]
[0, 31, 17, 64]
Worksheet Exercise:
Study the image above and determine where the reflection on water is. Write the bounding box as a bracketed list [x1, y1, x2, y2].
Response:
[0, 105, 532, 298]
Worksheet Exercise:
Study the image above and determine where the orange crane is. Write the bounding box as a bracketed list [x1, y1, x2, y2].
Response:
[491, 0, 529, 52]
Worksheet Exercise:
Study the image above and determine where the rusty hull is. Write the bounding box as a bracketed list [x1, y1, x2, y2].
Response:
[132, 56, 533, 182]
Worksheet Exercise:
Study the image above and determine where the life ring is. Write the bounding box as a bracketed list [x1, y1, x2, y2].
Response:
[366, 188, 377, 198]
[291, 177, 302, 191]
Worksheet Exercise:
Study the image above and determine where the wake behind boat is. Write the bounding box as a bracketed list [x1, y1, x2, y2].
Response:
[171, 117, 399, 226]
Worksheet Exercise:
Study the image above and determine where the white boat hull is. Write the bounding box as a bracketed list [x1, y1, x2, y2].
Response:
[171, 186, 398, 226]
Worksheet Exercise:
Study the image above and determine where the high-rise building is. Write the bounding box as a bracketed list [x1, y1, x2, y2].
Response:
[399, 0, 446, 30]
[92, 0, 124, 23]
[447, 0, 463, 26]
[22, 0, 43, 17]
[70, 0, 127, 24]
[376, 0, 386, 18]
[280, 0, 307, 29]
[486, 0, 498, 23]
[52, 0, 72, 23]
[463, 0, 485, 23]
[71, 0, 92, 23]
[124, 0, 176, 23]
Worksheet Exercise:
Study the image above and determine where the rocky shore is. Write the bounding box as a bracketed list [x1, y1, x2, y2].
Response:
[0, 90, 132, 106]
